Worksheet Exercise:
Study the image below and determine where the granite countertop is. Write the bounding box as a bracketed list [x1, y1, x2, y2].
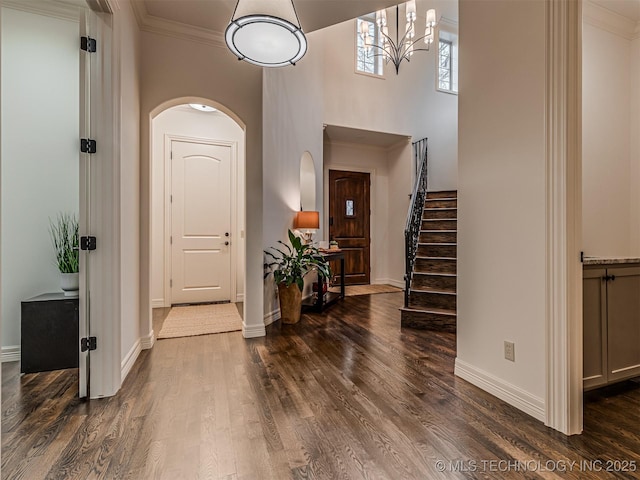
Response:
[583, 257, 640, 266]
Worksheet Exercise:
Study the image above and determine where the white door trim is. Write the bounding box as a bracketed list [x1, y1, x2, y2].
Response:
[164, 134, 238, 306]
[544, 0, 583, 435]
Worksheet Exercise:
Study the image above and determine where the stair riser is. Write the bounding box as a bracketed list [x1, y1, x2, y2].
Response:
[423, 209, 457, 220]
[426, 190, 458, 199]
[417, 244, 456, 258]
[409, 291, 456, 310]
[421, 220, 457, 231]
[401, 310, 456, 332]
[424, 199, 457, 208]
[419, 231, 457, 243]
[411, 274, 456, 292]
[414, 258, 457, 274]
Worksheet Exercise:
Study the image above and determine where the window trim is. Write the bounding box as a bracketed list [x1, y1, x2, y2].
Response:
[355, 16, 384, 78]
[436, 30, 458, 95]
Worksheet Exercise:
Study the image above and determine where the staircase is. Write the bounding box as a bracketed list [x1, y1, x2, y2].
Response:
[401, 190, 457, 332]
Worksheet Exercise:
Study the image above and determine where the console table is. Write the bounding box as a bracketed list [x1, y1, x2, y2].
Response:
[21, 293, 79, 373]
[303, 251, 345, 312]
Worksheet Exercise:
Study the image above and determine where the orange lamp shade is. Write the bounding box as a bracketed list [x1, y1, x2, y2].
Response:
[294, 211, 319, 229]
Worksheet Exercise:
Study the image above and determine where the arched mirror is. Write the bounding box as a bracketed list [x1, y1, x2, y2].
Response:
[300, 151, 316, 211]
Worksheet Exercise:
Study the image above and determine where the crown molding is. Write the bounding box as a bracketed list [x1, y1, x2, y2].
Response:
[130, 0, 225, 48]
[438, 15, 458, 34]
[583, 0, 638, 40]
[2, 0, 80, 22]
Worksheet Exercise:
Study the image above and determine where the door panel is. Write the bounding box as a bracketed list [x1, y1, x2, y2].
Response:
[171, 140, 231, 304]
[329, 170, 370, 285]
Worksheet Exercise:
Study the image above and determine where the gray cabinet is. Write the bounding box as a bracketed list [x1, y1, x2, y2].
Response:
[583, 264, 640, 390]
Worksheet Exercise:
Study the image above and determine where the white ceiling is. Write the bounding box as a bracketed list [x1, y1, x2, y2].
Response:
[324, 125, 409, 148]
[141, 0, 404, 34]
[591, 0, 640, 20]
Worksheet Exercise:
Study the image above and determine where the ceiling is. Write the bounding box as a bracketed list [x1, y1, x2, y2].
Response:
[324, 125, 409, 148]
[591, 0, 640, 20]
[141, 0, 403, 34]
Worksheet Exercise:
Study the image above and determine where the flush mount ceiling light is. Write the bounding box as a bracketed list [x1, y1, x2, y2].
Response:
[225, 0, 307, 67]
[188, 104, 217, 112]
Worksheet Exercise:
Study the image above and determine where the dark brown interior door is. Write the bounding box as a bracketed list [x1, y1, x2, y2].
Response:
[329, 170, 370, 285]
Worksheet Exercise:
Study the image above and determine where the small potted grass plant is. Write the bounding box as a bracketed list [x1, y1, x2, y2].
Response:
[49, 213, 79, 296]
[264, 230, 331, 324]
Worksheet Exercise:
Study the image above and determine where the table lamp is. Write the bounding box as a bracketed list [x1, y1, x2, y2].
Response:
[294, 210, 319, 244]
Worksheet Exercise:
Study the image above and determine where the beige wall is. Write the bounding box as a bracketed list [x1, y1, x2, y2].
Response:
[582, 19, 637, 257]
[457, 0, 546, 413]
[140, 32, 264, 336]
[631, 35, 640, 254]
[321, 0, 458, 192]
[117, 0, 142, 372]
[150, 106, 245, 306]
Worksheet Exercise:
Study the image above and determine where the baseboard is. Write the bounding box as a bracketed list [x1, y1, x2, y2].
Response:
[2, 345, 20, 363]
[121, 339, 142, 383]
[151, 299, 165, 308]
[140, 330, 155, 350]
[264, 308, 281, 327]
[243, 321, 266, 338]
[236, 293, 244, 302]
[455, 358, 545, 422]
[374, 278, 405, 289]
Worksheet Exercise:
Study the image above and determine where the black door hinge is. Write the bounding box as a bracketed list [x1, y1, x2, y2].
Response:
[80, 236, 97, 251]
[81, 139, 97, 154]
[81, 336, 97, 352]
[580, 251, 584, 263]
[81, 36, 97, 53]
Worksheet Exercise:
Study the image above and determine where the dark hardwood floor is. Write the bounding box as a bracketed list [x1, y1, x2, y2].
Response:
[2, 292, 640, 479]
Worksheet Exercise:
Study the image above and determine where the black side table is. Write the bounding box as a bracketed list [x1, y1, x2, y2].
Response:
[303, 251, 346, 312]
[21, 293, 79, 373]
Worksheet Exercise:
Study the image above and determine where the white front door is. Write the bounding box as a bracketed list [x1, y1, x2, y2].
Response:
[170, 140, 232, 304]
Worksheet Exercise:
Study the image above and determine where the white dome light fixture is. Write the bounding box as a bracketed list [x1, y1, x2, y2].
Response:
[225, 0, 307, 68]
[188, 104, 217, 112]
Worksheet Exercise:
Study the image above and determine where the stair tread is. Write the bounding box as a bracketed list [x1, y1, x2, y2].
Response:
[400, 306, 457, 316]
[422, 218, 458, 221]
[418, 242, 456, 246]
[424, 207, 457, 210]
[412, 272, 457, 277]
[424, 197, 457, 201]
[420, 230, 457, 233]
[411, 288, 456, 295]
[415, 256, 456, 260]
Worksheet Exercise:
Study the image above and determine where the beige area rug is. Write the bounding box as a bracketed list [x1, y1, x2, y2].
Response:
[330, 284, 402, 297]
[158, 303, 242, 339]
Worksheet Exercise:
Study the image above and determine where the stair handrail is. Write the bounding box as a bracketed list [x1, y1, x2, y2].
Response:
[404, 138, 428, 308]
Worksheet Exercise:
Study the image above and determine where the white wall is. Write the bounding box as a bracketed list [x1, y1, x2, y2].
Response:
[323, 142, 390, 283]
[457, 0, 546, 419]
[323, 140, 412, 287]
[1, 7, 79, 353]
[262, 30, 325, 319]
[582, 20, 636, 257]
[321, 0, 458, 192]
[117, 0, 142, 376]
[151, 106, 245, 306]
[140, 31, 264, 337]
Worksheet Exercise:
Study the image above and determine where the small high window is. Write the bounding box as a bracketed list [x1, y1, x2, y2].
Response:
[437, 31, 458, 94]
[356, 16, 383, 76]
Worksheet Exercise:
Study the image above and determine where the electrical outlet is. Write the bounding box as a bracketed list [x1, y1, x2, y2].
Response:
[504, 341, 515, 362]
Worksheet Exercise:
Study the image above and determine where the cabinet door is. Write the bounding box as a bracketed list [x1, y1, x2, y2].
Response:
[583, 268, 608, 390]
[607, 266, 640, 383]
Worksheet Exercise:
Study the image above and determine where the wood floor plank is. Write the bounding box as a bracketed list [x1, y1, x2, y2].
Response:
[3, 292, 640, 479]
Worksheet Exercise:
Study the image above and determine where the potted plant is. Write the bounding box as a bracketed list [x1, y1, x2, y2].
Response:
[265, 230, 331, 324]
[49, 213, 79, 297]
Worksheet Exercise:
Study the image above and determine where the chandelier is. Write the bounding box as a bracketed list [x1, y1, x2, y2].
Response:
[361, 1, 437, 74]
